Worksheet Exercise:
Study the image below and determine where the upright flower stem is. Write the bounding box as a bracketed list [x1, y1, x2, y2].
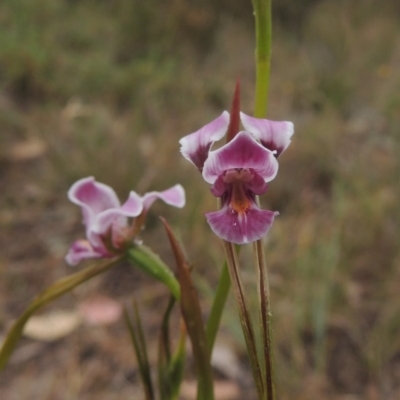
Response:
[252, 0, 275, 399]
[223, 241, 266, 399]
[252, 0, 272, 118]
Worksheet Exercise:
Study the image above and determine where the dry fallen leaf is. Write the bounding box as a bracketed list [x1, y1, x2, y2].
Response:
[9, 138, 46, 161]
[78, 295, 123, 326]
[23, 310, 82, 341]
[180, 380, 240, 400]
[211, 342, 241, 380]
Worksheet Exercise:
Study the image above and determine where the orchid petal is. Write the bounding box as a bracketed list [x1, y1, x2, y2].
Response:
[65, 240, 108, 266]
[142, 184, 186, 212]
[202, 131, 278, 184]
[205, 206, 278, 244]
[240, 112, 294, 157]
[68, 177, 121, 229]
[211, 172, 267, 198]
[245, 172, 268, 195]
[90, 191, 143, 236]
[210, 175, 227, 197]
[121, 191, 144, 214]
[179, 111, 229, 170]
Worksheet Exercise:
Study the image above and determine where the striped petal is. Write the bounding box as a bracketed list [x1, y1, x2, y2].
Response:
[68, 177, 121, 230]
[65, 240, 108, 266]
[90, 191, 143, 236]
[142, 184, 186, 212]
[202, 131, 278, 184]
[240, 112, 294, 157]
[179, 111, 229, 170]
[205, 205, 278, 244]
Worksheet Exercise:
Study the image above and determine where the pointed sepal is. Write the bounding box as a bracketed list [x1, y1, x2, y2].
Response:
[226, 78, 241, 143]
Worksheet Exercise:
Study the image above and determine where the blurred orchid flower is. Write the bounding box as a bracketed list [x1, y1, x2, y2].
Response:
[179, 112, 293, 244]
[66, 177, 185, 265]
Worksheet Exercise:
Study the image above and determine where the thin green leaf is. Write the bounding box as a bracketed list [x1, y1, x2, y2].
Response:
[158, 296, 176, 400]
[161, 296, 176, 364]
[205, 261, 231, 357]
[0, 256, 124, 371]
[127, 245, 180, 300]
[160, 217, 215, 400]
[158, 347, 168, 400]
[167, 321, 186, 400]
[124, 302, 155, 400]
[158, 296, 186, 400]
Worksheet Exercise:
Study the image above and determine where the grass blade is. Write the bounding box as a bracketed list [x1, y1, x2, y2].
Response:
[167, 321, 186, 400]
[124, 301, 155, 400]
[205, 261, 230, 357]
[158, 296, 176, 400]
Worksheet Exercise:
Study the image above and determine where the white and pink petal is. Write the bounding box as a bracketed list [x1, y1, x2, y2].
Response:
[240, 112, 294, 157]
[210, 175, 227, 197]
[244, 172, 269, 195]
[65, 239, 109, 266]
[90, 192, 142, 237]
[179, 111, 229, 170]
[202, 131, 278, 184]
[142, 184, 186, 212]
[205, 206, 278, 244]
[68, 177, 121, 228]
[120, 191, 144, 215]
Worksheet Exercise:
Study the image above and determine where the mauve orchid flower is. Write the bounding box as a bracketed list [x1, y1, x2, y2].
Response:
[66, 177, 185, 266]
[179, 111, 293, 244]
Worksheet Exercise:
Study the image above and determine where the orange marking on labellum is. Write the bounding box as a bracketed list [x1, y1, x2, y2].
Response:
[224, 168, 253, 214]
[230, 182, 251, 214]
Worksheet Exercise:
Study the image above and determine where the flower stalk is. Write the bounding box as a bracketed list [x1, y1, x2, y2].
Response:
[254, 239, 274, 400]
[223, 240, 265, 398]
[252, 0, 272, 118]
[252, 0, 275, 398]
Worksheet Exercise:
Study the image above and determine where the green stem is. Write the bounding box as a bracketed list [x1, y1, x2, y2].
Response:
[252, 0, 272, 118]
[205, 262, 231, 356]
[0, 256, 124, 370]
[127, 245, 180, 300]
[252, 0, 274, 398]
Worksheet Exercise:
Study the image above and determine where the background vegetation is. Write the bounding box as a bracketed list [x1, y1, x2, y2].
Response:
[1, 0, 400, 398]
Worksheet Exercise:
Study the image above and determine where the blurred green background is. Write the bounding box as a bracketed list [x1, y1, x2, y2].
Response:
[1, 0, 400, 399]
